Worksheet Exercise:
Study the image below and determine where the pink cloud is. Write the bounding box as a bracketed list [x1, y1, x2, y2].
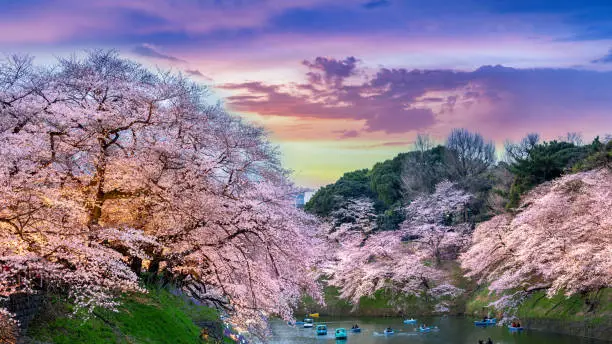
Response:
[220, 57, 612, 139]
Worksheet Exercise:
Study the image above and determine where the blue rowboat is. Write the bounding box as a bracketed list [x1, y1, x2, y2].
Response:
[335, 328, 348, 339]
[383, 329, 394, 335]
[474, 318, 497, 326]
[316, 324, 327, 335]
[403, 318, 417, 324]
[351, 327, 361, 333]
[508, 326, 524, 332]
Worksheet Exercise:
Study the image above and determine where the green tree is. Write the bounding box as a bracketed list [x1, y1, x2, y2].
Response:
[507, 140, 589, 208]
[369, 153, 406, 207]
[573, 136, 612, 172]
[305, 169, 374, 217]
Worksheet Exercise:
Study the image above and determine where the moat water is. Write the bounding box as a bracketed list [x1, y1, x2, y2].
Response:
[267, 316, 608, 344]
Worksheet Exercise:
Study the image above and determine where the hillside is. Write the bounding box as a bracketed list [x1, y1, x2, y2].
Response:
[22, 286, 230, 344]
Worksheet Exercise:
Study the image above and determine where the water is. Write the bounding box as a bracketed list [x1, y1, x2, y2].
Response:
[268, 317, 609, 344]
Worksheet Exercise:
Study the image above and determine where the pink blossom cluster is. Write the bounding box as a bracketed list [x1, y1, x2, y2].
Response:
[325, 182, 470, 310]
[461, 169, 612, 298]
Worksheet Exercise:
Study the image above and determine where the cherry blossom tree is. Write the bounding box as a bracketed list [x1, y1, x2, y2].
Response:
[0, 51, 322, 335]
[0, 308, 18, 343]
[401, 181, 472, 264]
[325, 229, 457, 307]
[461, 169, 612, 298]
[328, 197, 377, 239]
[324, 181, 470, 311]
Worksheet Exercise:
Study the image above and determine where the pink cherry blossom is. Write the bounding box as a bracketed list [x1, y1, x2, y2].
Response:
[0, 51, 322, 335]
[461, 169, 612, 298]
[324, 182, 470, 311]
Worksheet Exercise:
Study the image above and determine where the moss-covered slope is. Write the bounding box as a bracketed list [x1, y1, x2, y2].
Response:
[25, 287, 227, 344]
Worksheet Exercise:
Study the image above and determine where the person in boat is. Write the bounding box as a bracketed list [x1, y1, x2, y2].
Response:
[478, 340, 484, 344]
[386, 327, 393, 332]
[354, 324, 360, 329]
[482, 316, 488, 322]
[516, 321, 521, 327]
[486, 338, 493, 344]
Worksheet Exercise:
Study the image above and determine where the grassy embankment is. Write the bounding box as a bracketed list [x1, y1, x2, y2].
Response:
[25, 286, 232, 344]
[466, 287, 612, 323]
[466, 287, 612, 340]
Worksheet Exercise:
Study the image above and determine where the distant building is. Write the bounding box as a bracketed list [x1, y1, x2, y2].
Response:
[294, 190, 315, 208]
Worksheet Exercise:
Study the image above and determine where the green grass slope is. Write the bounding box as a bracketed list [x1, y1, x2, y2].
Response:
[466, 287, 612, 340]
[26, 287, 226, 344]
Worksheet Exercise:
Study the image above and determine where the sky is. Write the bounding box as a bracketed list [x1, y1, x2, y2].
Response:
[1, 0, 612, 188]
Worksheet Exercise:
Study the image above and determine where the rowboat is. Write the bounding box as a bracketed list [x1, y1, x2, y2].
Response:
[403, 318, 417, 324]
[335, 328, 348, 339]
[474, 318, 497, 326]
[303, 318, 314, 328]
[508, 326, 524, 332]
[316, 324, 327, 335]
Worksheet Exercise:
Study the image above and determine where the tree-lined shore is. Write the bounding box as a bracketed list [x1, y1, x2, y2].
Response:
[304, 129, 611, 340]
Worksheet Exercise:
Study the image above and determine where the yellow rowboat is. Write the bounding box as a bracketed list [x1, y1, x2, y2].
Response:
[309, 313, 319, 318]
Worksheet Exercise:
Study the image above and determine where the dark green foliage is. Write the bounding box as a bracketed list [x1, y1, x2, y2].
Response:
[402, 146, 448, 200]
[304, 169, 374, 217]
[507, 140, 590, 208]
[573, 136, 612, 172]
[306, 139, 495, 229]
[307, 131, 609, 229]
[368, 153, 407, 206]
[376, 207, 405, 231]
[305, 159, 409, 229]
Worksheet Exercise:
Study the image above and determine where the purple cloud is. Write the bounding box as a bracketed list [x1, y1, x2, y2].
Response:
[132, 44, 185, 62]
[220, 57, 612, 136]
[185, 69, 213, 80]
[302, 56, 359, 86]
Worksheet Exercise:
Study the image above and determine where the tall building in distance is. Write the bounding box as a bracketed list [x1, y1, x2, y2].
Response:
[294, 190, 315, 208]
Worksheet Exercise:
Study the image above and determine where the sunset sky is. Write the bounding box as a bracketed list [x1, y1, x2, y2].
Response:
[2, 0, 612, 187]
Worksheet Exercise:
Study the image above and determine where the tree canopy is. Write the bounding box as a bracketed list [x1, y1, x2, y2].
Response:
[0, 51, 321, 335]
[462, 169, 612, 297]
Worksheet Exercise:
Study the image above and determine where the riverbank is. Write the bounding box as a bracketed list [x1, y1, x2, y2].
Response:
[21, 286, 229, 344]
[466, 287, 612, 341]
[299, 283, 612, 341]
